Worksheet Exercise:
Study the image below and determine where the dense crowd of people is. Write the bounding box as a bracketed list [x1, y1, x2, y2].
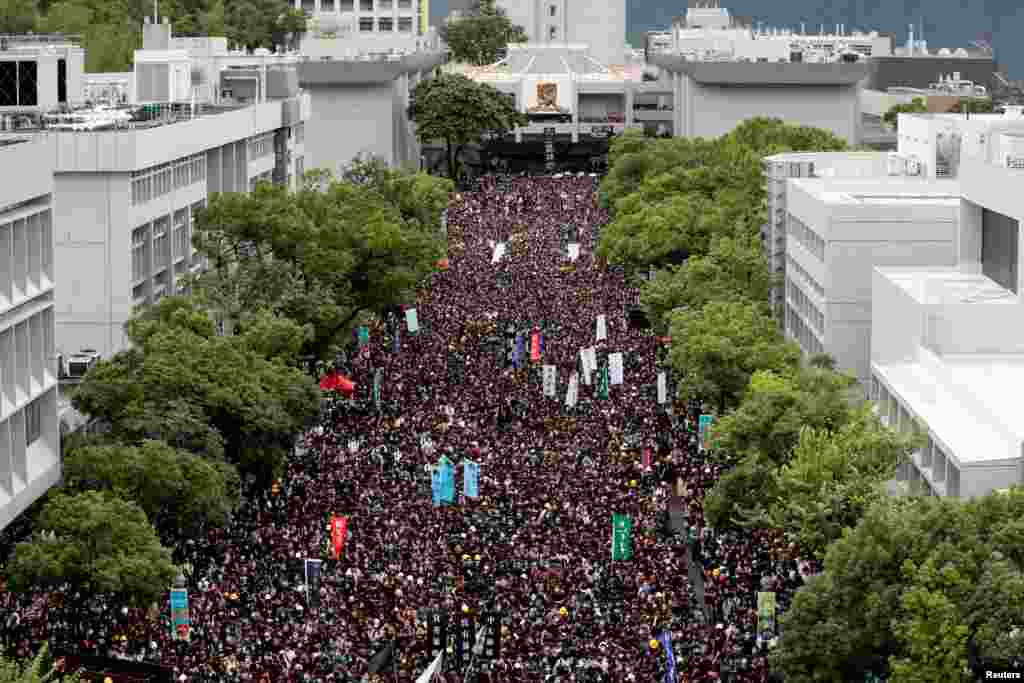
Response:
[1, 174, 819, 682]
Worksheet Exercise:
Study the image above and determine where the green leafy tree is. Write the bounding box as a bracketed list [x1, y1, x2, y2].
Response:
[772, 489, 1024, 682]
[884, 97, 928, 131]
[409, 72, 527, 179]
[340, 155, 455, 239]
[0, 0, 38, 33]
[439, 0, 526, 66]
[62, 439, 240, 544]
[203, 0, 225, 35]
[724, 116, 849, 153]
[667, 300, 800, 412]
[767, 405, 923, 558]
[71, 297, 321, 483]
[948, 97, 996, 114]
[640, 232, 773, 329]
[0, 643, 82, 683]
[190, 172, 447, 360]
[224, 0, 305, 51]
[708, 367, 858, 466]
[702, 367, 860, 530]
[6, 491, 177, 606]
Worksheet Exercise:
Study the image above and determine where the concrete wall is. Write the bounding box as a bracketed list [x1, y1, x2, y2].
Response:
[305, 82, 397, 172]
[689, 82, 861, 145]
[565, 0, 626, 65]
[788, 181, 959, 383]
[53, 172, 134, 357]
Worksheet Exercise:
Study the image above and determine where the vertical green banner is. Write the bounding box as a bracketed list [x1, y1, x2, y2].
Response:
[611, 513, 633, 561]
[597, 362, 610, 400]
[757, 591, 777, 642]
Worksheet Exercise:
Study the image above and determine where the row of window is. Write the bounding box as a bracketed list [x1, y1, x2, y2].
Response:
[304, 0, 414, 11]
[873, 376, 961, 498]
[786, 277, 824, 334]
[132, 154, 206, 206]
[0, 308, 54, 419]
[250, 134, 274, 160]
[0, 208, 54, 312]
[358, 16, 415, 31]
[785, 301, 823, 356]
[786, 254, 825, 298]
[787, 212, 825, 261]
[132, 201, 206, 285]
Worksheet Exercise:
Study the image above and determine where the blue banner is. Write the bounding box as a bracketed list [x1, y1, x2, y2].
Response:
[393, 327, 400, 353]
[440, 459, 455, 503]
[431, 466, 445, 506]
[514, 333, 524, 369]
[659, 631, 675, 683]
[464, 460, 480, 498]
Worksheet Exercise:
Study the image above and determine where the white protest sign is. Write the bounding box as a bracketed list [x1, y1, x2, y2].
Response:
[657, 371, 667, 404]
[406, 308, 419, 333]
[543, 365, 557, 397]
[609, 352, 624, 385]
[596, 315, 607, 341]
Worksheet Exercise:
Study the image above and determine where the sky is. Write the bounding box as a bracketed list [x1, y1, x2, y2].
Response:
[429, 0, 1024, 79]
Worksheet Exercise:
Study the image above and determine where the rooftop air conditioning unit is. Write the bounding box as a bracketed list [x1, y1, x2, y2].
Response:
[62, 348, 101, 379]
[887, 152, 907, 176]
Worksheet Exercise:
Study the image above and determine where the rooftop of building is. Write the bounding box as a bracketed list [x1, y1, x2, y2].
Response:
[764, 150, 889, 162]
[791, 176, 961, 205]
[873, 267, 1024, 466]
[647, 54, 869, 84]
[0, 101, 260, 134]
[454, 44, 639, 82]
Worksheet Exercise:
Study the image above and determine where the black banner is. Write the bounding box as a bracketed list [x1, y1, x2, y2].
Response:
[453, 615, 476, 670]
[426, 610, 448, 659]
[478, 612, 501, 661]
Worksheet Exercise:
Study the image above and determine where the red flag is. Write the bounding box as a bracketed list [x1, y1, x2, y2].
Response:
[319, 372, 356, 397]
[530, 329, 541, 361]
[331, 515, 349, 560]
[437, 257, 450, 270]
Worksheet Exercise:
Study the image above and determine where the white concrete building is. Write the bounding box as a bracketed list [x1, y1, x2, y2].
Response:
[763, 151, 891, 314]
[497, 0, 628, 67]
[870, 268, 1024, 499]
[0, 136, 60, 531]
[784, 177, 961, 385]
[0, 34, 85, 113]
[294, 0, 429, 38]
[34, 97, 308, 360]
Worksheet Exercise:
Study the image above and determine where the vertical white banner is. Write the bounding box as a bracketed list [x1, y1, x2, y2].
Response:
[657, 371, 667, 404]
[568, 243, 580, 262]
[491, 242, 507, 264]
[543, 365, 557, 397]
[406, 308, 419, 333]
[565, 371, 579, 407]
[596, 315, 607, 342]
[609, 352, 624, 385]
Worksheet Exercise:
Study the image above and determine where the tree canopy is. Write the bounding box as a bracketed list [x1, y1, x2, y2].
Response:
[190, 166, 450, 360]
[666, 300, 801, 412]
[62, 439, 240, 545]
[0, 643, 82, 683]
[883, 97, 928, 131]
[71, 296, 321, 484]
[640, 232, 774, 331]
[772, 490, 1024, 682]
[6, 491, 177, 606]
[409, 73, 527, 179]
[439, 0, 527, 66]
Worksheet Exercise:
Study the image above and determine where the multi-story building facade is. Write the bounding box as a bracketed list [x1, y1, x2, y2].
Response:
[784, 177, 961, 386]
[39, 97, 308, 359]
[497, 0, 627, 67]
[0, 34, 85, 113]
[293, 0, 427, 37]
[763, 151, 891, 314]
[0, 136, 60, 531]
